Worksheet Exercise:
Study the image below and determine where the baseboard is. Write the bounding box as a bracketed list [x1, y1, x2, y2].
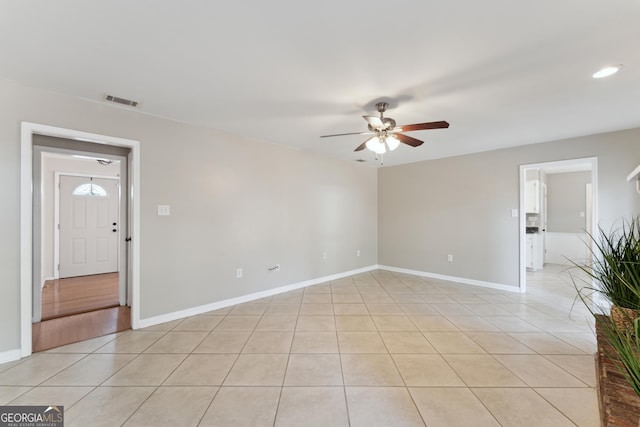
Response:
[378, 265, 520, 293]
[0, 349, 22, 365]
[137, 265, 378, 329]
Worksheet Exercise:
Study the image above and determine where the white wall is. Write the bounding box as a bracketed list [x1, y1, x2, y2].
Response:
[547, 171, 591, 233]
[40, 155, 120, 286]
[0, 78, 378, 354]
[544, 171, 592, 265]
[545, 232, 590, 265]
[379, 128, 640, 288]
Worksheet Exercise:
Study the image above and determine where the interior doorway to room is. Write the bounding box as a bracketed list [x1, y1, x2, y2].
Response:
[21, 122, 140, 358]
[519, 157, 598, 294]
[39, 173, 122, 322]
[31, 137, 132, 352]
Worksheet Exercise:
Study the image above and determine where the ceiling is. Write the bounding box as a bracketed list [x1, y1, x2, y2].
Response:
[1, 1, 639, 167]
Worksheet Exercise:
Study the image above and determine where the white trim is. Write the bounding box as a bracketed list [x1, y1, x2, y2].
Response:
[518, 157, 598, 294]
[20, 122, 141, 358]
[54, 172, 120, 281]
[0, 349, 22, 365]
[138, 265, 378, 328]
[378, 265, 520, 293]
[20, 125, 33, 358]
[627, 164, 640, 182]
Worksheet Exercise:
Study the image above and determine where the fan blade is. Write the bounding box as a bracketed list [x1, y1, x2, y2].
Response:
[354, 141, 368, 151]
[321, 131, 374, 138]
[399, 121, 449, 132]
[395, 133, 424, 147]
[363, 115, 384, 130]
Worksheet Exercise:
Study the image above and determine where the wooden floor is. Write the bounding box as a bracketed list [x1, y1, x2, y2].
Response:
[32, 306, 131, 352]
[34, 272, 130, 352]
[41, 272, 120, 320]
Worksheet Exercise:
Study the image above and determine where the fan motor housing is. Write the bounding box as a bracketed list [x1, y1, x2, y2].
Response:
[383, 117, 396, 129]
[376, 102, 389, 113]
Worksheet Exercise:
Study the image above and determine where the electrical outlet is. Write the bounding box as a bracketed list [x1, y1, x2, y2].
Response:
[356, 250, 361, 257]
[322, 251, 327, 260]
[236, 268, 243, 278]
[447, 254, 453, 262]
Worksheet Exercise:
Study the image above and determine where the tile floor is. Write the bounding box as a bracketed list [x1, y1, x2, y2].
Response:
[0, 266, 599, 426]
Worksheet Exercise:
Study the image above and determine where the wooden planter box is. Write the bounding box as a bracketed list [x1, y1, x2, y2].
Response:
[596, 314, 640, 427]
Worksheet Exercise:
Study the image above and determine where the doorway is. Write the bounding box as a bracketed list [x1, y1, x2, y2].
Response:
[20, 122, 140, 357]
[36, 169, 123, 325]
[519, 157, 598, 293]
[32, 146, 129, 351]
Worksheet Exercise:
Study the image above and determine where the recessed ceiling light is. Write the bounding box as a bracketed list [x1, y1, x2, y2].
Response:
[592, 65, 622, 79]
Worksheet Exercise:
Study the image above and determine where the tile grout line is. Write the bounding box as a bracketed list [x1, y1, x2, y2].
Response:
[11, 328, 172, 414]
[340, 275, 359, 427]
[372, 270, 429, 427]
[529, 387, 589, 426]
[193, 325, 257, 425]
[271, 288, 302, 427]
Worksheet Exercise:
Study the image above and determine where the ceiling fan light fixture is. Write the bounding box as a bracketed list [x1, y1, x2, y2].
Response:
[365, 136, 386, 154]
[365, 136, 378, 150]
[320, 102, 449, 158]
[386, 135, 400, 151]
[373, 143, 386, 154]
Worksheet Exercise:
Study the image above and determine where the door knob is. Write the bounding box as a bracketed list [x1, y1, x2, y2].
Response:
[112, 229, 117, 232]
[113, 222, 117, 226]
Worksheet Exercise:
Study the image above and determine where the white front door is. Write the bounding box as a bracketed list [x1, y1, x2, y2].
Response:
[59, 175, 119, 278]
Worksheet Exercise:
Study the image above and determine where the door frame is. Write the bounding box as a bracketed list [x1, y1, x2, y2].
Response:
[33, 150, 128, 323]
[21, 122, 141, 357]
[518, 157, 598, 293]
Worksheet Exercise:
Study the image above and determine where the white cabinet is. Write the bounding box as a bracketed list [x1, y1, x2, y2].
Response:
[525, 169, 541, 213]
[526, 235, 535, 269]
[526, 233, 544, 270]
[525, 180, 539, 213]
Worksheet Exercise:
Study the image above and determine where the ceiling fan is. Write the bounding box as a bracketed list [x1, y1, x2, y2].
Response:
[321, 102, 449, 155]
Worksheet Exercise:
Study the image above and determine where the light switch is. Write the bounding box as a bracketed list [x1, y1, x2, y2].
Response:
[511, 209, 518, 218]
[579, 211, 585, 217]
[157, 205, 171, 216]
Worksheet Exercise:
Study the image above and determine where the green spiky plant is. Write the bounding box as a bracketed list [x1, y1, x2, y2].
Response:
[571, 216, 640, 397]
[571, 216, 640, 313]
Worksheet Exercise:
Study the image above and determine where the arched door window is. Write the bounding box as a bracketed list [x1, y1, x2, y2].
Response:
[72, 182, 108, 197]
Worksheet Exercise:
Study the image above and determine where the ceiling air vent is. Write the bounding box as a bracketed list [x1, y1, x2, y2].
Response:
[104, 94, 139, 107]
